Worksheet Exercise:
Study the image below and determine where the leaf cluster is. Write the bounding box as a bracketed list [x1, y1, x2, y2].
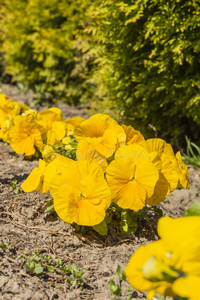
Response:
[9, 179, 21, 194]
[72, 203, 142, 236]
[0, 242, 13, 251]
[72, 204, 163, 236]
[20, 250, 85, 288]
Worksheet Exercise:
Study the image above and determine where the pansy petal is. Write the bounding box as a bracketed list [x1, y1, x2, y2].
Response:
[21, 168, 42, 192]
[172, 275, 200, 300]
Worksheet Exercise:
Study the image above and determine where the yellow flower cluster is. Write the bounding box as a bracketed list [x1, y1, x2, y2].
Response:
[0, 93, 84, 158]
[125, 216, 200, 300]
[0, 93, 190, 227]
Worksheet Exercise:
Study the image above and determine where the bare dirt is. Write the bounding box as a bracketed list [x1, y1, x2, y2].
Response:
[0, 84, 200, 300]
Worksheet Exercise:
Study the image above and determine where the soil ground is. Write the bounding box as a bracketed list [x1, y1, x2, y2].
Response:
[0, 84, 200, 300]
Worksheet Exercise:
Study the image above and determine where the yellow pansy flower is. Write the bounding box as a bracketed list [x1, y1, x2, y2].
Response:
[142, 138, 167, 156]
[0, 95, 21, 123]
[43, 155, 74, 192]
[48, 107, 63, 120]
[40, 144, 56, 163]
[36, 108, 64, 139]
[141, 138, 182, 205]
[146, 154, 179, 206]
[65, 116, 85, 127]
[106, 145, 159, 210]
[9, 115, 43, 156]
[125, 216, 200, 299]
[76, 138, 108, 172]
[0, 94, 13, 121]
[39, 131, 62, 162]
[143, 139, 188, 191]
[62, 136, 74, 150]
[74, 114, 126, 158]
[122, 124, 145, 146]
[157, 216, 200, 291]
[125, 240, 177, 299]
[50, 159, 111, 226]
[173, 275, 200, 300]
[0, 115, 13, 142]
[175, 151, 190, 189]
[50, 121, 66, 141]
[21, 159, 47, 193]
[65, 116, 85, 136]
[12, 101, 30, 115]
[0, 94, 30, 123]
[21, 155, 72, 194]
[37, 107, 63, 123]
[22, 109, 37, 122]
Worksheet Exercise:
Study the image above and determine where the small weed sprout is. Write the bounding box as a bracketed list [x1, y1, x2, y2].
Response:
[109, 265, 134, 299]
[9, 179, 21, 194]
[0, 242, 13, 250]
[18, 250, 86, 290]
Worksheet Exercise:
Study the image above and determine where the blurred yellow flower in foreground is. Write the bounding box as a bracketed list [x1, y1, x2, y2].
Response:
[50, 159, 111, 226]
[173, 275, 200, 300]
[125, 216, 200, 299]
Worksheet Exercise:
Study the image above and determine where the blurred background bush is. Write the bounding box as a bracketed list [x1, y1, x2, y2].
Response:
[0, 0, 200, 146]
[0, 0, 95, 104]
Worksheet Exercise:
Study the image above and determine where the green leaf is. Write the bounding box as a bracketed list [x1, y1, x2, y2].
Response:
[153, 207, 163, 217]
[72, 280, 77, 288]
[71, 263, 79, 275]
[34, 264, 44, 274]
[0, 242, 12, 250]
[66, 277, 72, 284]
[47, 266, 55, 272]
[126, 286, 134, 293]
[77, 270, 85, 279]
[44, 204, 54, 213]
[184, 202, 200, 216]
[116, 265, 126, 281]
[92, 220, 108, 236]
[108, 278, 121, 296]
[120, 210, 138, 234]
[62, 264, 71, 274]
[43, 198, 54, 213]
[104, 211, 113, 224]
[154, 295, 165, 300]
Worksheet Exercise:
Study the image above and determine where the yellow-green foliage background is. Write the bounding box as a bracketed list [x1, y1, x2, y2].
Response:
[0, 0, 94, 104]
[1, 0, 200, 145]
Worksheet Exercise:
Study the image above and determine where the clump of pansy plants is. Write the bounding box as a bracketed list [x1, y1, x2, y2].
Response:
[0, 93, 190, 235]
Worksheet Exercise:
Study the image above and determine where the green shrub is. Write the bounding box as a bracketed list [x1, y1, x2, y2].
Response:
[0, 0, 94, 104]
[85, 0, 200, 144]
